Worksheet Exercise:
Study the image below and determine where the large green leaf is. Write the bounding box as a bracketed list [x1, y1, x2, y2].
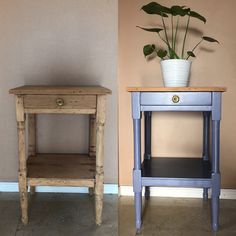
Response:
[202, 36, 219, 43]
[137, 26, 163, 33]
[143, 44, 156, 57]
[157, 49, 167, 59]
[141, 2, 169, 17]
[171, 6, 190, 16]
[187, 51, 196, 57]
[189, 11, 206, 23]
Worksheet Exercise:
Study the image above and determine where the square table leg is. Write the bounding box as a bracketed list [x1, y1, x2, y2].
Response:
[28, 114, 37, 195]
[144, 111, 152, 200]
[89, 114, 96, 196]
[203, 112, 210, 200]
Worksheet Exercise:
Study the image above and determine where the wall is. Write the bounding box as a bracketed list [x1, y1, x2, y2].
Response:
[0, 0, 118, 183]
[119, 0, 236, 188]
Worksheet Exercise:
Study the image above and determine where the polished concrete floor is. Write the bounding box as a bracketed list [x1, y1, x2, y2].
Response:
[1, 193, 236, 236]
[119, 196, 236, 236]
[0, 193, 117, 236]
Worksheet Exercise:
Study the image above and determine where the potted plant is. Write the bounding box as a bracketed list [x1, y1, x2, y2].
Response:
[138, 2, 219, 87]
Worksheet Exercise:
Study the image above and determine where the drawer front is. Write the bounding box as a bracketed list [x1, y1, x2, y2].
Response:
[24, 95, 96, 109]
[141, 92, 212, 106]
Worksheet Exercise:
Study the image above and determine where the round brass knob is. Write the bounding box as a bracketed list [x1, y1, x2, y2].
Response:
[172, 95, 180, 103]
[56, 98, 64, 106]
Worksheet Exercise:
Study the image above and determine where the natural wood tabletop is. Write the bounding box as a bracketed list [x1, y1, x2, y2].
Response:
[127, 87, 227, 92]
[9, 86, 112, 95]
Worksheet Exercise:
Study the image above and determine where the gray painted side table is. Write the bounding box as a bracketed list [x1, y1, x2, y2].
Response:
[128, 87, 226, 232]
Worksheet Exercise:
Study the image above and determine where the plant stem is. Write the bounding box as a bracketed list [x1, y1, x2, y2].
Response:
[158, 33, 168, 45]
[171, 15, 174, 49]
[173, 16, 179, 53]
[186, 38, 203, 59]
[182, 14, 190, 59]
[161, 15, 171, 57]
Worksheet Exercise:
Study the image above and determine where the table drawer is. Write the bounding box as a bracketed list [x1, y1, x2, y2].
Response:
[141, 92, 212, 106]
[23, 95, 97, 109]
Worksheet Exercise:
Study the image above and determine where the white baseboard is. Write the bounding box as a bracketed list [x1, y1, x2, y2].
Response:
[119, 186, 236, 200]
[0, 182, 118, 194]
[1, 183, 235, 199]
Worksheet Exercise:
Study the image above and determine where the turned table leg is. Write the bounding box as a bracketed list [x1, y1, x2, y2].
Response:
[16, 95, 28, 224]
[89, 114, 96, 195]
[95, 95, 106, 225]
[28, 114, 36, 194]
[211, 92, 222, 232]
[132, 92, 142, 232]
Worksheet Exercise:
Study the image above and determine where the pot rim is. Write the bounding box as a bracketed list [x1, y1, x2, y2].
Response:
[161, 59, 192, 63]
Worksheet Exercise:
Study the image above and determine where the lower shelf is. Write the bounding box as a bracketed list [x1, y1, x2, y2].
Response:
[141, 157, 212, 188]
[27, 153, 96, 187]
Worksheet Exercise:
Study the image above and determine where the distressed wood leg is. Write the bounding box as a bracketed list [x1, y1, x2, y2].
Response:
[89, 187, 94, 196]
[28, 114, 36, 194]
[89, 114, 96, 156]
[16, 95, 28, 225]
[89, 114, 96, 195]
[144, 111, 151, 200]
[203, 112, 210, 200]
[95, 95, 106, 225]
[18, 121, 28, 224]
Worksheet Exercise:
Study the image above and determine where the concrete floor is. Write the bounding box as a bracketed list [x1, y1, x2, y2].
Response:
[119, 196, 236, 236]
[0, 193, 117, 236]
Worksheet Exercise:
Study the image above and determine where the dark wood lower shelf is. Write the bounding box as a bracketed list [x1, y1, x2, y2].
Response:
[142, 157, 211, 179]
[27, 153, 96, 187]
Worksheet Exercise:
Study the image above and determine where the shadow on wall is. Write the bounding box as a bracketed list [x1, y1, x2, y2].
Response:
[23, 59, 101, 86]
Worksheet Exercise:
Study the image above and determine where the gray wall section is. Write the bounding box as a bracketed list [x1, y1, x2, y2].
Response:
[0, 0, 118, 183]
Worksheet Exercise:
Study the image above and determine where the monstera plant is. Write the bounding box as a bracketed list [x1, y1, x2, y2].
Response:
[138, 2, 219, 87]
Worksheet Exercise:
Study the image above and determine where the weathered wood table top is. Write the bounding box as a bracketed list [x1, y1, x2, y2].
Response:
[10, 85, 111, 95]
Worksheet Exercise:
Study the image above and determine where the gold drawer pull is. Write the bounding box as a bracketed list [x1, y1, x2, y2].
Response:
[56, 98, 64, 106]
[172, 95, 180, 103]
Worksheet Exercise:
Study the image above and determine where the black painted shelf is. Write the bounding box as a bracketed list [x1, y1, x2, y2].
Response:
[142, 157, 212, 179]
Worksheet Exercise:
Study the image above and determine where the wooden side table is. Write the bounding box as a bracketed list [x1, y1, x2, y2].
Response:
[128, 87, 226, 232]
[9, 86, 111, 225]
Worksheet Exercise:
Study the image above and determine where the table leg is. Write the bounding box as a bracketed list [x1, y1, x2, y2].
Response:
[211, 92, 221, 232]
[144, 111, 151, 200]
[211, 120, 221, 231]
[203, 112, 210, 200]
[89, 114, 96, 196]
[133, 119, 142, 231]
[28, 114, 36, 194]
[16, 96, 28, 224]
[95, 95, 106, 225]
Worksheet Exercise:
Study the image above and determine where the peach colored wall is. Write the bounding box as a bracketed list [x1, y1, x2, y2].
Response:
[0, 0, 118, 183]
[119, 0, 236, 188]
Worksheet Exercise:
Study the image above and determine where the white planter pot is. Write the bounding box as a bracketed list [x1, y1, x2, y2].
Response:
[161, 59, 192, 87]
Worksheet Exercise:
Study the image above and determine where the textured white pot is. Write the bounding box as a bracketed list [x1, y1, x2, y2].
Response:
[161, 59, 192, 87]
